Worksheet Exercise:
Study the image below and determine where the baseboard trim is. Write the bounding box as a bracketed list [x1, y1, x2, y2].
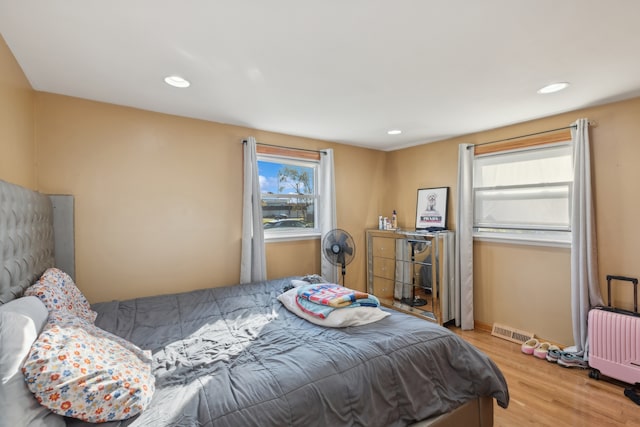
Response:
[474, 321, 492, 333]
[473, 320, 567, 348]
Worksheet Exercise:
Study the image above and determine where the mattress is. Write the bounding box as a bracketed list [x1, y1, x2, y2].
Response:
[68, 277, 508, 427]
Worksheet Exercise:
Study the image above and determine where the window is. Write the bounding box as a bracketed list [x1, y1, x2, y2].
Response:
[473, 140, 573, 245]
[258, 153, 320, 240]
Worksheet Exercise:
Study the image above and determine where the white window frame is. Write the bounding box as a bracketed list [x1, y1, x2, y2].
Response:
[472, 141, 573, 247]
[258, 153, 321, 242]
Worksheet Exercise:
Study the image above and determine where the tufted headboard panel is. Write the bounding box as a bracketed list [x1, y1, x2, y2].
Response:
[0, 179, 55, 304]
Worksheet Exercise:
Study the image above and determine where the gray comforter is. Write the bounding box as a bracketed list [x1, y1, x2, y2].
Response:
[68, 277, 508, 427]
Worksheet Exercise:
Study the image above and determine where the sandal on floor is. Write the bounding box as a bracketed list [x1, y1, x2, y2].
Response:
[521, 338, 539, 355]
[534, 342, 551, 359]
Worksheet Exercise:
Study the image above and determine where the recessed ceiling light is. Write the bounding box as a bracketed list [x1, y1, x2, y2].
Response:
[164, 75, 190, 88]
[537, 82, 569, 94]
[387, 129, 402, 135]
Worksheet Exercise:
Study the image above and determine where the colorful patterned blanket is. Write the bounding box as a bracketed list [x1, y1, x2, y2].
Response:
[295, 284, 380, 319]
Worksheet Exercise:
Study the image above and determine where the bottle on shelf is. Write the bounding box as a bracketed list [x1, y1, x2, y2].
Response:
[392, 210, 398, 229]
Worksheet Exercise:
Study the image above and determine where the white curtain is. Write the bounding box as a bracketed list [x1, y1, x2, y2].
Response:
[455, 144, 475, 330]
[319, 148, 338, 283]
[443, 231, 456, 322]
[570, 118, 603, 355]
[240, 137, 267, 284]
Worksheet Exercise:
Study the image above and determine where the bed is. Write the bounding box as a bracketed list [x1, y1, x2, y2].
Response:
[0, 178, 509, 427]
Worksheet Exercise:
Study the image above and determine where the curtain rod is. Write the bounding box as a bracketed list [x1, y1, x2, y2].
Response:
[242, 139, 327, 155]
[466, 125, 578, 150]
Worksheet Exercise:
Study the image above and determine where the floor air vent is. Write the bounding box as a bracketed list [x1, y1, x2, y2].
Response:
[491, 323, 534, 344]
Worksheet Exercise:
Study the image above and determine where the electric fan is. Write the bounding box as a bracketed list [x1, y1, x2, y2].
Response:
[322, 229, 356, 285]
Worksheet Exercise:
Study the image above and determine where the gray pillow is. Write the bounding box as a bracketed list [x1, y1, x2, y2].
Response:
[0, 296, 66, 427]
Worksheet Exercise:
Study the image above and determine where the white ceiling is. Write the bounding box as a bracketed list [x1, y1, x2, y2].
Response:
[2, 0, 640, 151]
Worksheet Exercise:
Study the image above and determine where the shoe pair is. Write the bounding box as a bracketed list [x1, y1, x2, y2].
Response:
[521, 339, 557, 360]
[557, 352, 589, 369]
[546, 347, 563, 363]
[624, 383, 640, 406]
[522, 339, 585, 367]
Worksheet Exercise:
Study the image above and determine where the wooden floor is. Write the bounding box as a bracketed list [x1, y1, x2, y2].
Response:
[449, 327, 639, 426]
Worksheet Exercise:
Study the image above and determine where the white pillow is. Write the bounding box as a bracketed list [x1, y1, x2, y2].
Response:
[277, 287, 390, 327]
[0, 297, 66, 427]
[290, 279, 309, 287]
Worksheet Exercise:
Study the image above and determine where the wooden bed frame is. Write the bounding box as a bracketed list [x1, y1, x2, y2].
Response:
[410, 396, 493, 427]
[0, 178, 493, 426]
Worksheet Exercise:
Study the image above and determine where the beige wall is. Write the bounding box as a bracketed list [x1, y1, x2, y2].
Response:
[0, 35, 36, 188]
[33, 93, 386, 303]
[3, 30, 640, 346]
[386, 97, 640, 345]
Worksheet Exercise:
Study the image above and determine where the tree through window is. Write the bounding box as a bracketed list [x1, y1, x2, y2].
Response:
[258, 155, 319, 238]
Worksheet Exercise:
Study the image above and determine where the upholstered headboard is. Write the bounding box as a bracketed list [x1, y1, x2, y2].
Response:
[0, 179, 55, 304]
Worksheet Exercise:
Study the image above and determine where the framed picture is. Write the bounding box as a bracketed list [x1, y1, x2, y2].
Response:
[415, 187, 449, 231]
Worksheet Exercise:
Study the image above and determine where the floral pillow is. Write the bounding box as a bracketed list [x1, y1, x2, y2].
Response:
[24, 268, 97, 322]
[47, 311, 153, 365]
[22, 311, 155, 423]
